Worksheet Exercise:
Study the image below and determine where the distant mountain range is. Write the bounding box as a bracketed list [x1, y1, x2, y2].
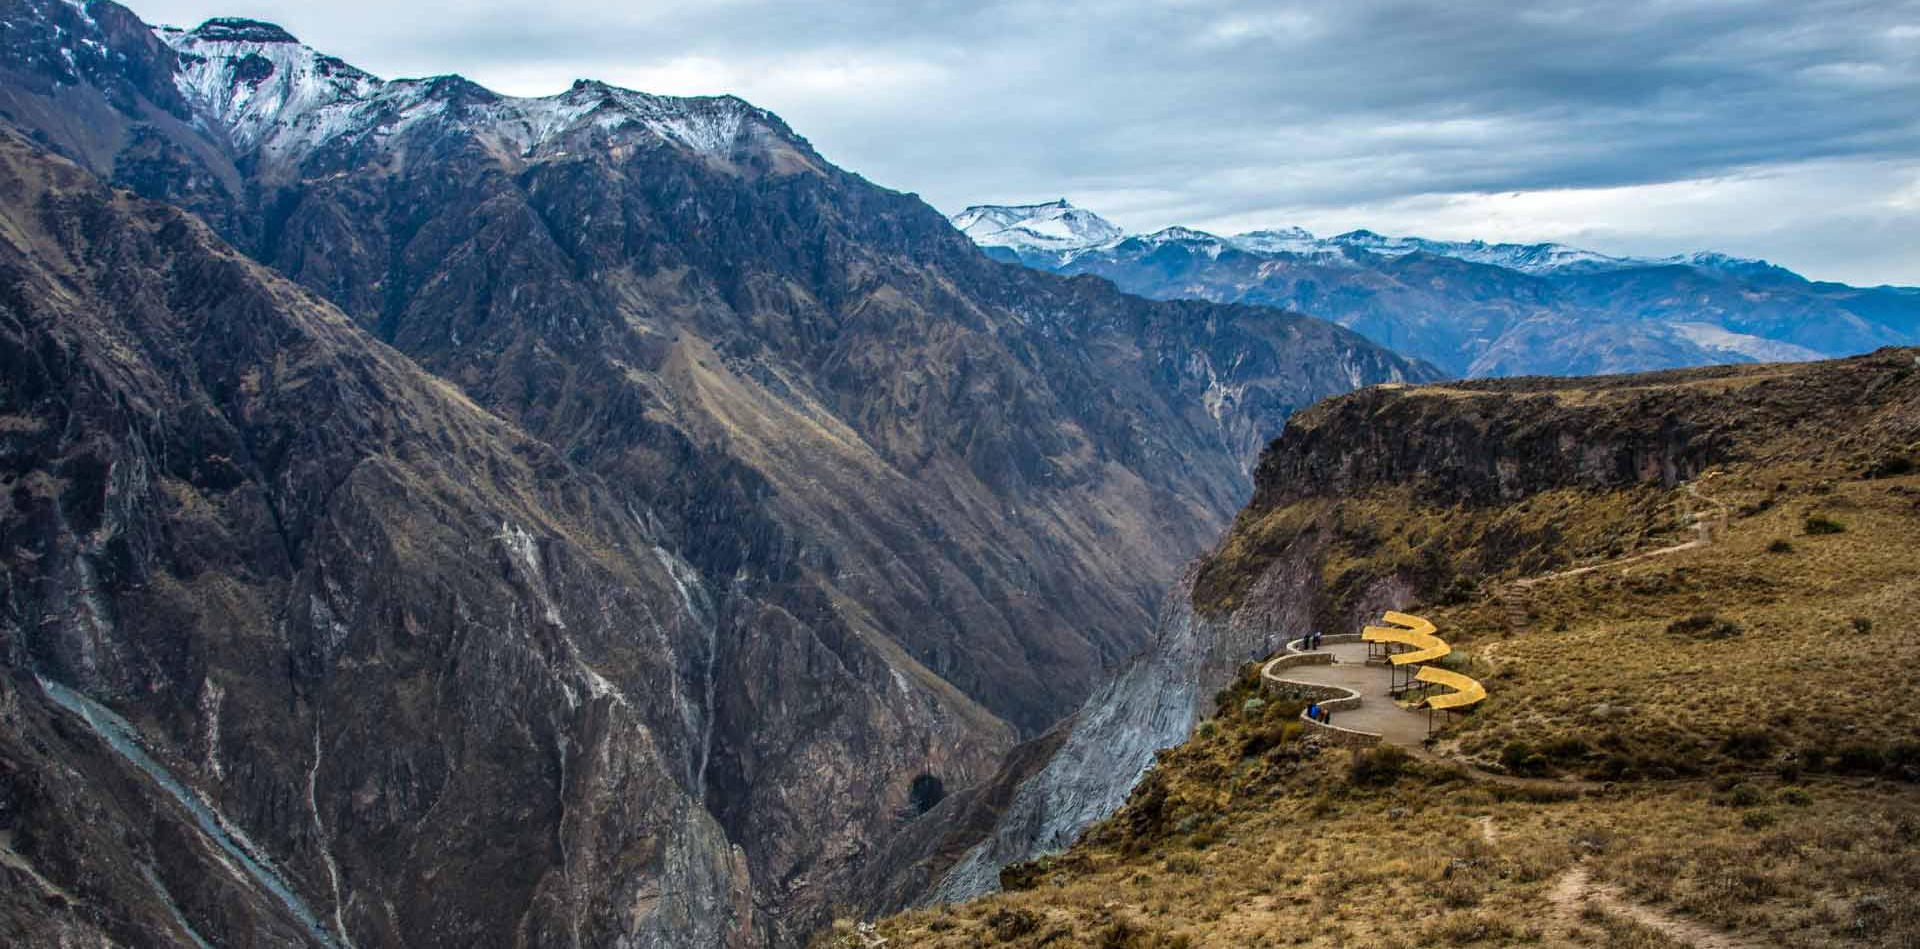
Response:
[953, 200, 1920, 377]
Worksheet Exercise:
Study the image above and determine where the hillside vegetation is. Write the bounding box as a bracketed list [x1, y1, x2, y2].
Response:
[847, 349, 1920, 948]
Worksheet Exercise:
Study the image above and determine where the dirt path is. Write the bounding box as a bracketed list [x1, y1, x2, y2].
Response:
[1547, 864, 1773, 949]
[1513, 476, 1725, 590]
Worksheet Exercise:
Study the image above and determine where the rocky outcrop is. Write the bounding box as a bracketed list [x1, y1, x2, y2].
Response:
[1245, 357, 1920, 514]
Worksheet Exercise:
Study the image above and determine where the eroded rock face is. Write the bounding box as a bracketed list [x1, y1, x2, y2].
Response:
[0, 131, 754, 946]
[0, 2, 1433, 943]
[892, 549, 1417, 907]
[0, 134, 1000, 947]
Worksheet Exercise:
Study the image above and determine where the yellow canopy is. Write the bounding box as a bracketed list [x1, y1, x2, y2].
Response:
[1361, 611, 1450, 665]
[1415, 666, 1487, 710]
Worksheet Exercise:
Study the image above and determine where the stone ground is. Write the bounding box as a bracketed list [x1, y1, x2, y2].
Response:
[1274, 643, 1432, 746]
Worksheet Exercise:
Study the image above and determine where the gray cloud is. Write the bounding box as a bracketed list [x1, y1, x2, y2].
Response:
[135, 0, 1920, 284]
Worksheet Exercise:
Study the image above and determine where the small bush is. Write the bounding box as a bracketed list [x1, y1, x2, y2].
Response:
[986, 907, 1039, 941]
[1422, 910, 1514, 946]
[1742, 810, 1778, 830]
[1094, 919, 1190, 949]
[1779, 787, 1813, 807]
[1163, 854, 1203, 874]
[1666, 613, 1743, 640]
[1851, 617, 1874, 634]
[1348, 745, 1411, 786]
[1888, 742, 1920, 781]
[1720, 728, 1776, 762]
[1539, 735, 1591, 761]
[999, 860, 1043, 892]
[1834, 743, 1886, 775]
[1719, 782, 1766, 808]
[1499, 741, 1551, 776]
[1864, 454, 1915, 478]
[1766, 538, 1794, 554]
[1804, 514, 1847, 535]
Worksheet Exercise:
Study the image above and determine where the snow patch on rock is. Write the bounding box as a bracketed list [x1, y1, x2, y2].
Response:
[155, 21, 781, 173]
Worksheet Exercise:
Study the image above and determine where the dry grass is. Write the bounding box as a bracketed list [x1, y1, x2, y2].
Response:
[1431, 463, 1920, 780]
[850, 693, 1920, 948]
[850, 402, 1920, 947]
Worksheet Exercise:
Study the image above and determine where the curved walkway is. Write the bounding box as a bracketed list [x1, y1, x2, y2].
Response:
[1261, 642, 1429, 746]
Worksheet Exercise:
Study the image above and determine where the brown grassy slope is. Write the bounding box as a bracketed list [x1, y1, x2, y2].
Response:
[1188, 350, 1920, 777]
[854, 671, 1919, 949]
[848, 351, 1920, 948]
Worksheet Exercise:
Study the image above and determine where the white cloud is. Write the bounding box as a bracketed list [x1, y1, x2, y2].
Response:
[133, 0, 1920, 284]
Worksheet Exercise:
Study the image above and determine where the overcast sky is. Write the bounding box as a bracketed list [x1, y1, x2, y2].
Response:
[138, 0, 1920, 285]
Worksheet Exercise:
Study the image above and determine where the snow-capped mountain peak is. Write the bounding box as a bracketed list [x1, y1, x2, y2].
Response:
[160, 20, 380, 155]
[953, 199, 1797, 282]
[1229, 227, 1318, 254]
[180, 16, 298, 43]
[951, 200, 1124, 253]
[151, 17, 802, 176]
[1139, 225, 1223, 245]
[1321, 230, 1633, 274]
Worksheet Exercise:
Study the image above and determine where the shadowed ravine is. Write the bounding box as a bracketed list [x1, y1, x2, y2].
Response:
[34, 676, 345, 949]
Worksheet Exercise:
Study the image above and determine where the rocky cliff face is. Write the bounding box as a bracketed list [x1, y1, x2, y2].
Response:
[0, 2, 1435, 944]
[0, 131, 764, 947]
[898, 348, 1920, 905]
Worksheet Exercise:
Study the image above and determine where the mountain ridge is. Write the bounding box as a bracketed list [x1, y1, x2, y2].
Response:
[953, 200, 1920, 377]
[0, 2, 1433, 944]
[950, 199, 1845, 280]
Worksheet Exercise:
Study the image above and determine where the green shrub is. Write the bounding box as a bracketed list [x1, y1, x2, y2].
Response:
[1779, 787, 1813, 807]
[1834, 743, 1886, 775]
[998, 860, 1043, 892]
[1539, 735, 1591, 761]
[1499, 741, 1551, 776]
[1720, 782, 1766, 807]
[1865, 454, 1915, 479]
[1720, 728, 1777, 762]
[1666, 613, 1743, 640]
[1804, 514, 1846, 535]
[986, 907, 1039, 941]
[1851, 617, 1874, 634]
[1348, 745, 1411, 786]
[1887, 741, 1920, 780]
[1767, 538, 1794, 554]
